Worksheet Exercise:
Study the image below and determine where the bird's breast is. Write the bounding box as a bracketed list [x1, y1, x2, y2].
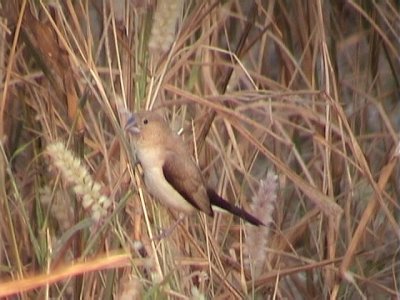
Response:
[136, 147, 164, 169]
[143, 166, 195, 215]
[136, 147, 195, 215]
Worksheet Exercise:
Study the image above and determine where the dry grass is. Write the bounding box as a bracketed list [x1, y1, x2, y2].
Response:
[0, 0, 399, 299]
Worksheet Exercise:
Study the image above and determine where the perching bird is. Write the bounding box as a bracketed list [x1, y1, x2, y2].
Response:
[125, 110, 264, 226]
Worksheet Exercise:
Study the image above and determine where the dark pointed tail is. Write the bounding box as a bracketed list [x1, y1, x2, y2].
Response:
[207, 189, 265, 226]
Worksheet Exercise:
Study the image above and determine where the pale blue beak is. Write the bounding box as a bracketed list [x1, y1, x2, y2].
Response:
[125, 113, 140, 134]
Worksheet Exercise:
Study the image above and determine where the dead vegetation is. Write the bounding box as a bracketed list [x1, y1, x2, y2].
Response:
[0, 0, 399, 299]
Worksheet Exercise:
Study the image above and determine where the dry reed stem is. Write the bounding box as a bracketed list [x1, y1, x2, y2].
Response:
[0, 253, 130, 298]
[1, 0, 399, 298]
[340, 143, 400, 275]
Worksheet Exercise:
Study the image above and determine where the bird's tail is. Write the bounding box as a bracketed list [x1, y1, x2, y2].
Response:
[207, 189, 265, 226]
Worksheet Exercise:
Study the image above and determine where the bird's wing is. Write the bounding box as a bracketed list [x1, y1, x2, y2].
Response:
[162, 150, 213, 216]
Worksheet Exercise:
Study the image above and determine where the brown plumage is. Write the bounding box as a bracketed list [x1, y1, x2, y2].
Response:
[126, 110, 264, 226]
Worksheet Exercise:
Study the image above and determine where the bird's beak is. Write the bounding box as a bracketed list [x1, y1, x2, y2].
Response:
[125, 113, 140, 134]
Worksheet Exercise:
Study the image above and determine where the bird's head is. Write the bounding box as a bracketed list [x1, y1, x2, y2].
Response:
[125, 111, 169, 149]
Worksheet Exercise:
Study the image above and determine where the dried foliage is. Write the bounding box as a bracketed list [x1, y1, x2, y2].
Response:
[0, 0, 399, 299]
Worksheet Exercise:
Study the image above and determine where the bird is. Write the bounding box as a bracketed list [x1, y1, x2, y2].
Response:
[125, 110, 265, 227]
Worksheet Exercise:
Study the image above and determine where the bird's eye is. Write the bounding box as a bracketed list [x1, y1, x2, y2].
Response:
[143, 119, 148, 125]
